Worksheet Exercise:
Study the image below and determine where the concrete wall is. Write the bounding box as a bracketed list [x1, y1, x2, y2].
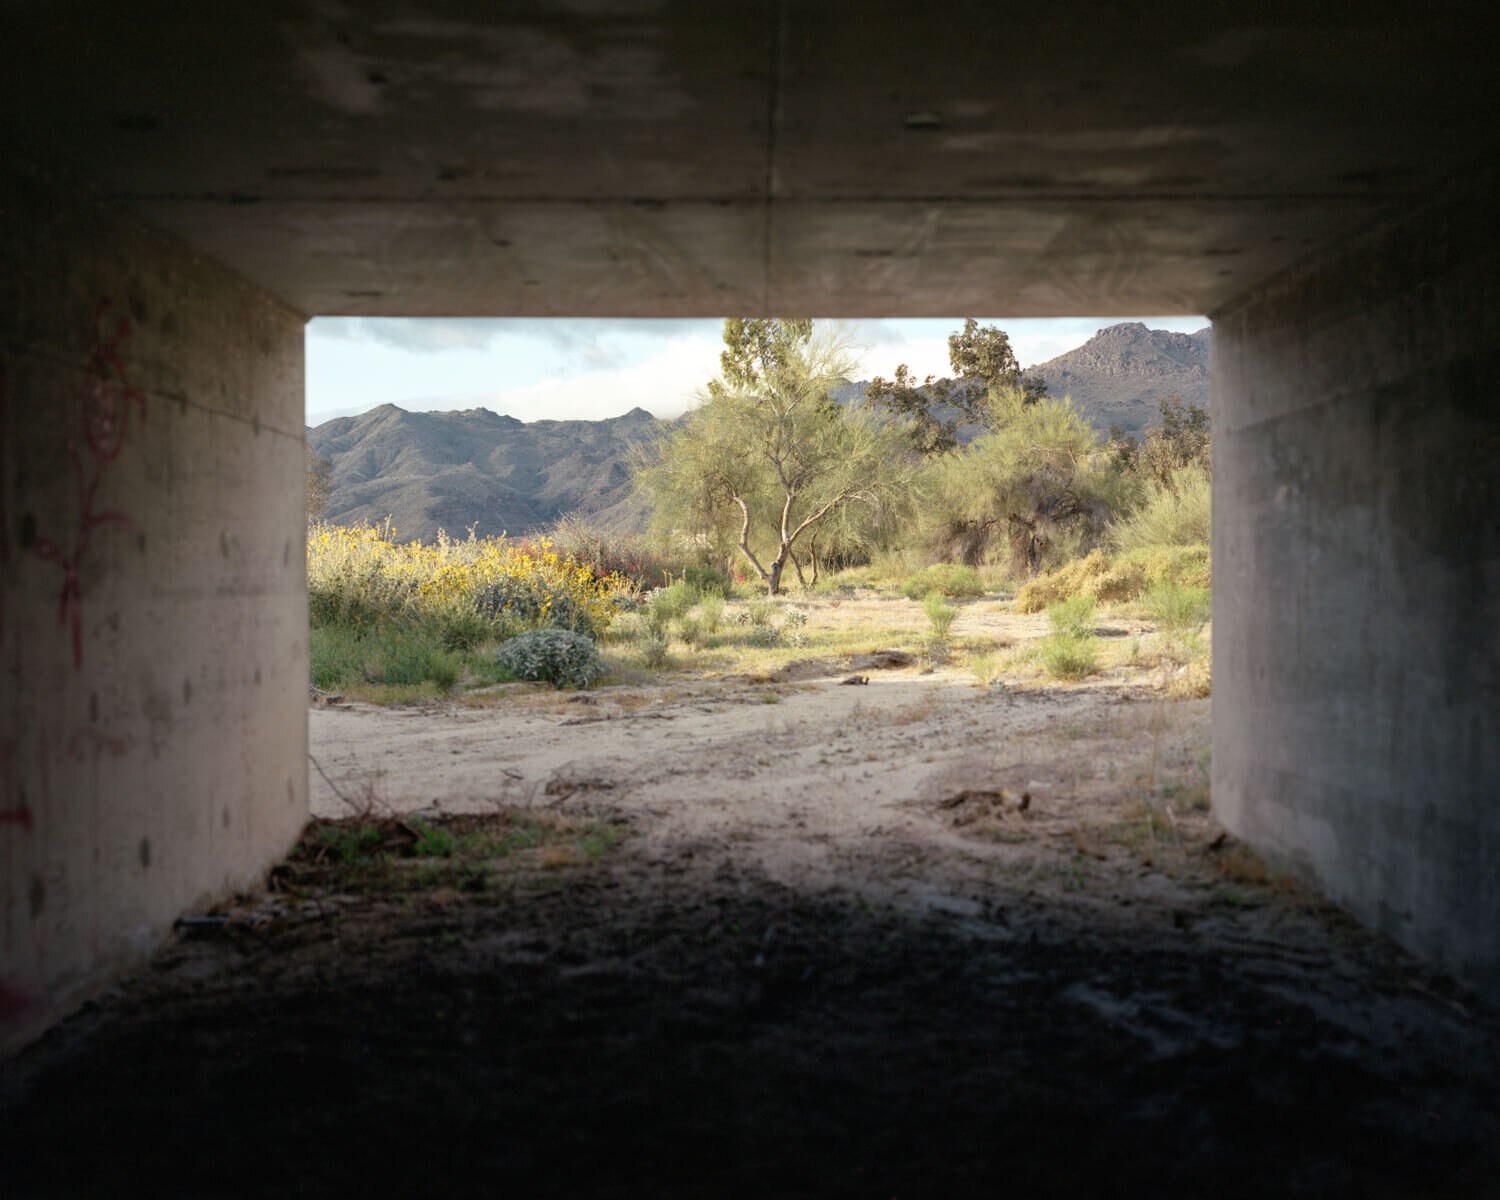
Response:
[0, 164, 309, 1053]
[1212, 168, 1500, 998]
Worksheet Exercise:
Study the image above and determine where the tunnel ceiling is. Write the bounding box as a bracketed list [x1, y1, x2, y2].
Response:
[2, 1, 1492, 318]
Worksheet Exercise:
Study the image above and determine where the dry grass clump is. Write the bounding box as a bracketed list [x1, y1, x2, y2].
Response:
[1015, 549, 1133, 612]
[1116, 544, 1212, 594]
[1014, 544, 1210, 613]
[1216, 840, 1272, 886]
[1166, 654, 1212, 699]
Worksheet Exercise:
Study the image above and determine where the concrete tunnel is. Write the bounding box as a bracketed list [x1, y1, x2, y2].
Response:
[0, 2, 1496, 1054]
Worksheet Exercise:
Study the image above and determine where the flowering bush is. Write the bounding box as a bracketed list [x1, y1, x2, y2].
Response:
[549, 516, 679, 591]
[494, 629, 607, 689]
[308, 520, 621, 645]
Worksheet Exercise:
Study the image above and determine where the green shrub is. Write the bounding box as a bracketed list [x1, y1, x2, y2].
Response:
[639, 629, 670, 668]
[1047, 595, 1095, 638]
[310, 624, 462, 690]
[436, 607, 499, 652]
[1111, 465, 1211, 553]
[370, 630, 460, 688]
[680, 564, 732, 596]
[1115, 544, 1212, 595]
[409, 818, 457, 858]
[1145, 578, 1212, 696]
[698, 594, 724, 632]
[494, 629, 607, 689]
[310, 624, 366, 689]
[813, 567, 874, 594]
[677, 616, 709, 646]
[648, 580, 700, 626]
[1145, 582, 1211, 634]
[868, 548, 912, 582]
[745, 624, 783, 648]
[476, 575, 603, 638]
[602, 611, 648, 645]
[746, 599, 774, 626]
[970, 651, 999, 687]
[321, 823, 383, 863]
[901, 563, 985, 600]
[922, 590, 957, 638]
[421, 648, 463, 690]
[1040, 632, 1099, 680]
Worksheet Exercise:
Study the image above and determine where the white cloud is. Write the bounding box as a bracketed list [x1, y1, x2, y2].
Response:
[380, 335, 723, 423]
[309, 317, 509, 353]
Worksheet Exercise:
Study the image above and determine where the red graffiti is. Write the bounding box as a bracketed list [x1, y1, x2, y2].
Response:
[68, 727, 130, 761]
[0, 736, 31, 833]
[32, 301, 146, 668]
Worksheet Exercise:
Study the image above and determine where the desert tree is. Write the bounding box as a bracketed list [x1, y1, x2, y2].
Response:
[923, 386, 1140, 575]
[866, 318, 1048, 455]
[634, 320, 917, 594]
[1139, 394, 1211, 488]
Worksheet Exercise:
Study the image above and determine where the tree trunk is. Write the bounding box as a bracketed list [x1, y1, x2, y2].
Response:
[791, 551, 809, 589]
[767, 556, 785, 595]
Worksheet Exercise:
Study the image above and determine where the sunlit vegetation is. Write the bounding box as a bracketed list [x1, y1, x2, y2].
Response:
[307, 521, 625, 695]
[307, 316, 1213, 702]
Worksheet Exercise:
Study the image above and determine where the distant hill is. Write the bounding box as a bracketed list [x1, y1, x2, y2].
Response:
[307, 322, 1211, 540]
[1028, 322, 1210, 434]
[307, 404, 663, 542]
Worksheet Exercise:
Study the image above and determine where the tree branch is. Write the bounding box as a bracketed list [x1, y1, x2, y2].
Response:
[733, 494, 770, 583]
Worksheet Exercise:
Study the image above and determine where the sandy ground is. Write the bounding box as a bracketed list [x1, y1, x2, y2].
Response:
[5, 609, 1499, 1198]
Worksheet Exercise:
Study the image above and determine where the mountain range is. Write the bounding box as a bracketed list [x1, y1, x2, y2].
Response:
[308, 321, 1209, 542]
[1030, 322, 1210, 434]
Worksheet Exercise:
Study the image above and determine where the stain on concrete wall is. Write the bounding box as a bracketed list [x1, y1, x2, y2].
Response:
[0, 162, 310, 1054]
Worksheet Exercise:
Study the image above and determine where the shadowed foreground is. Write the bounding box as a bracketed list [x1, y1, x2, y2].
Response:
[4, 845, 1497, 1199]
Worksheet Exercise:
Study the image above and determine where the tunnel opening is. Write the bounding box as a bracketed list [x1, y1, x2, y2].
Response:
[3, 2, 1498, 1189]
[9, 313, 1499, 1197]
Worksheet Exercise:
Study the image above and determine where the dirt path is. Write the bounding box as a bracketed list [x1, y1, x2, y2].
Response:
[5, 664, 1499, 1198]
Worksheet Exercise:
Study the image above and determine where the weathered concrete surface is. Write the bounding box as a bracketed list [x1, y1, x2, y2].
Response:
[0, 3, 1495, 1048]
[0, 3, 1493, 317]
[1212, 168, 1500, 997]
[0, 164, 309, 1054]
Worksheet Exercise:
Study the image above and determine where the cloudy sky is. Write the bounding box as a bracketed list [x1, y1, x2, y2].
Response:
[305, 316, 1209, 425]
